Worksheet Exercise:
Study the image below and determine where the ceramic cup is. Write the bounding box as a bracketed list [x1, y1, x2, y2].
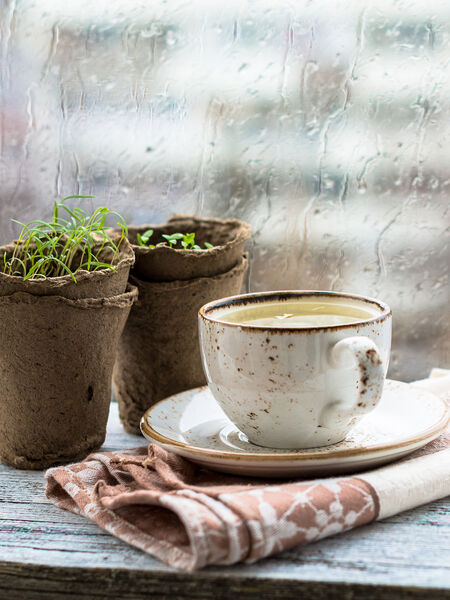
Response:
[198, 291, 392, 449]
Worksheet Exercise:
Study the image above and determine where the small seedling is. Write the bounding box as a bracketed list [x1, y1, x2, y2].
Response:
[162, 233, 185, 248]
[137, 230, 214, 250]
[3, 195, 128, 282]
[137, 229, 155, 248]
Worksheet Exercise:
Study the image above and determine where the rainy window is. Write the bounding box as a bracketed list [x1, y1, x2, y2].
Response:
[0, 1, 448, 379]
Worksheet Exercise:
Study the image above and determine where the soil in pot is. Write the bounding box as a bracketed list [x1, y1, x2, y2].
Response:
[0, 237, 135, 300]
[113, 253, 249, 434]
[0, 284, 138, 469]
[127, 214, 251, 282]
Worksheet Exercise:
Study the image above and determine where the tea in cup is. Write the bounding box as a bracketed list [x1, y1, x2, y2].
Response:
[198, 291, 392, 449]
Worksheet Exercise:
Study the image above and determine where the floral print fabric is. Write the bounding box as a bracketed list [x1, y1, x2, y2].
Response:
[46, 443, 378, 571]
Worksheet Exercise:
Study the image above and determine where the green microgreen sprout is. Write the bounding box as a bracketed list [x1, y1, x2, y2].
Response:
[137, 230, 214, 250]
[2, 195, 128, 282]
[162, 233, 185, 248]
[136, 229, 155, 248]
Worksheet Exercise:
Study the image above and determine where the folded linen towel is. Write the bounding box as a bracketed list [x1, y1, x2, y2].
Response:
[45, 370, 450, 571]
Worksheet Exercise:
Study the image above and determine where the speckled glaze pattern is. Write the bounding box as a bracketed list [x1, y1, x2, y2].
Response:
[198, 291, 392, 449]
[140, 381, 449, 477]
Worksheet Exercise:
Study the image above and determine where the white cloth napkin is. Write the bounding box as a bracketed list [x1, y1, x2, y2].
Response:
[361, 369, 450, 519]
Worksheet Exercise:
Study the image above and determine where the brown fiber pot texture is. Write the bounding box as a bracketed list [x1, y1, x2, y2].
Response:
[0, 237, 135, 299]
[113, 254, 249, 434]
[0, 285, 138, 469]
[127, 215, 251, 282]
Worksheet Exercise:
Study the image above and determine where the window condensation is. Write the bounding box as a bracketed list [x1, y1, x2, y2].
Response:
[0, 0, 448, 380]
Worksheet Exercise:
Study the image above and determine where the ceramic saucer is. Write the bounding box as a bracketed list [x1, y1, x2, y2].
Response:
[140, 380, 449, 478]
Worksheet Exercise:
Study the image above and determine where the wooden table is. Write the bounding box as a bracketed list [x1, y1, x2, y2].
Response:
[0, 403, 449, 600]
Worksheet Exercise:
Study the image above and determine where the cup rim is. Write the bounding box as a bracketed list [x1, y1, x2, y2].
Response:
[199, 290, 392, 332]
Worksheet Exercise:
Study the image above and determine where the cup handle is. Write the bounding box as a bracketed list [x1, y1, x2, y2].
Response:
[319, 336, 385, 428]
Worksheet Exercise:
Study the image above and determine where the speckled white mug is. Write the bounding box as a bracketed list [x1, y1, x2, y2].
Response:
[199, 291, 392, 449]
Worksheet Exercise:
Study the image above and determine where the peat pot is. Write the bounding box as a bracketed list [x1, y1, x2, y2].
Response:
[127, 214, 251, 282]
[114, 253, 249, 434]
[0, 239, 138, 469]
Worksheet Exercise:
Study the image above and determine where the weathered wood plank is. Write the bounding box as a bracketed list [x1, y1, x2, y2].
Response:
[0, 563, 449, 600]
[0, 403, 449, 599]
[0, 502, 449, 586]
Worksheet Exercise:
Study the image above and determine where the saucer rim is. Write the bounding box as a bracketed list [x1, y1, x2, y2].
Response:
[140, 381, 449, 462]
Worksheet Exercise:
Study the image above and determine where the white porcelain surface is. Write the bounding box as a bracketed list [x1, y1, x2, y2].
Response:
[198, 291, 392, 448]
[140, 380, 449, 478]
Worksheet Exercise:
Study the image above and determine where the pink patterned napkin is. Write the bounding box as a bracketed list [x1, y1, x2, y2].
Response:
[45, 372, 450, 571]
